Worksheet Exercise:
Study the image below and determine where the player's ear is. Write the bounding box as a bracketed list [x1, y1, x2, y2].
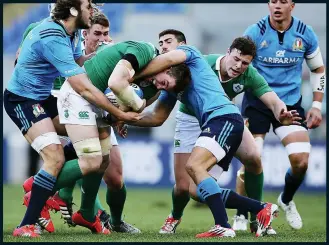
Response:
[82, 30, 87, 38]
[70, 7, 78, 17]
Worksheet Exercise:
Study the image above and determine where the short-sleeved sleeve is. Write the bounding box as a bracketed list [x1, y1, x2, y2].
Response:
[246, 66, 272, 98]
[304, 25, 319, 58]
[19, 22, 40, 48]
[158, 90, 177, 110]
[176, 45, 193, 63]
[243, 24, 258, 43]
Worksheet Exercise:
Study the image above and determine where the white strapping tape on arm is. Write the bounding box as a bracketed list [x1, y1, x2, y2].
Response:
[306, 47, 326, 93]
[117, 85, 144, 112]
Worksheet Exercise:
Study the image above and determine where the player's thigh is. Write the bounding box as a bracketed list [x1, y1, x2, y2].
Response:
[274, 124, 310, 168]
[58, 80, 100, 142]
[3, 90, 63, 163]
[273, 98, 310, 168]
[42, 94, 67, 136]
[107, 127, 122, 173]
[273, 99, 309, 146]
[96, 127, 111, 172]
[52, 115, 67, 136]
[174, 111, 201, 189]
[58, 81, 103, 171]
[174, 153, 191, 191]
[188, 114, 244, 181]
[235, 126, 262, 172]
[109, 146, 122, 174]
[173, 111, 201, 154]
[104, 145, 123, 188]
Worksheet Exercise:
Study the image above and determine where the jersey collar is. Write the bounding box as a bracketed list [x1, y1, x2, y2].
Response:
[267, 15, 294, 33]
[215, 56, 232, 83]
[53, 18, 79, 38]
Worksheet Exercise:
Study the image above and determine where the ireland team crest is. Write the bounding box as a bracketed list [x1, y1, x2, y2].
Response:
[292, 38, 303, 51]
[32, 104, 45, 118]
[233, 83, 244, 93]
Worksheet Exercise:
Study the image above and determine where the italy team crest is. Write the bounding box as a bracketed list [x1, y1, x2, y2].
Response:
[292, 38, 303, 51]
[32, 104, 45, 118]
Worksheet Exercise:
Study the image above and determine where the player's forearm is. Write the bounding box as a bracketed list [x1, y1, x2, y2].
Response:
[146, 91, 161, 107]
[135, 50, 186, 80]
[260, 91, 287, 121]
[272, 100, 287, 122]
[80, 89, 125, 119]
[129, 111, 164, 127]
[68, 74, 125, 119]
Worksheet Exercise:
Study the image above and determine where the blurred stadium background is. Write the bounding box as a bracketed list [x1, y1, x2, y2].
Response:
[3, 3, 326, 191]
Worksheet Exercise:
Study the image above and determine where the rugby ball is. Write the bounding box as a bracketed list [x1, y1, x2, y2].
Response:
[105, 83, 143, 110]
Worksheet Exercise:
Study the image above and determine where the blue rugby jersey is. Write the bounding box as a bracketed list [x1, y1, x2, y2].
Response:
[242, 15, 319, 109]
[159, 45, 240, 128]
[7, 17, 85, 100]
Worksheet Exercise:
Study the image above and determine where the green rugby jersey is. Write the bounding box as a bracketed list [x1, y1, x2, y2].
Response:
[179, 54, 272, 116]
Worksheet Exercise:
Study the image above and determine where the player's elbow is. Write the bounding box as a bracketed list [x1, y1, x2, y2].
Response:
[108, 77, 127, 95]
[312, 65, 325, 73]
[154, 119, 164, 127]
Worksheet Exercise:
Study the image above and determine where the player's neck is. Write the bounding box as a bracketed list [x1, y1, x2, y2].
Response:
[59, 19, 77, 36]
[219, 57, 230, 82]
[269, 16, 292, 32]
[85, 45, 94, 55]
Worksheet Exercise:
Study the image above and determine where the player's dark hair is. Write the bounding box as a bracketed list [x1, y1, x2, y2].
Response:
[229, 36, 257, 58]
[167, 64, 191, 93]
[159, 29, 187, 43]
[90, 12, 109, 28]
[52, 0, 91, 20]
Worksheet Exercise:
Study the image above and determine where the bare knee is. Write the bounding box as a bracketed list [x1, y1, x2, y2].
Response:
[185, 161, 204, 179]
[175, 178, 190, 195]
[289, 153, 308, 175]
[104, 176, 123, 190]
[41, 144, 65, 175]
[103, 165, 123, 190]
[104, 150, 123, 189]
[242, 151, 262, 174]
[185, 162, 196, 177]
[104, 149, 124, 189]
[79, 154, 103, 174]
[98, 155, 110, 173]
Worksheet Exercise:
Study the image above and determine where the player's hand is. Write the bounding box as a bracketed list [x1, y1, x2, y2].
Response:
[305, 107, 322, 129]
[114, 121, 128, 138]
[86, 51, 96, 60]
[118, 111, 141, 123]
[279, 109, 302, 126]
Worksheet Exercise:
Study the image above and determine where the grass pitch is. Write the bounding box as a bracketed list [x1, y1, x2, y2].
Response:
[3, 185, 326, 242]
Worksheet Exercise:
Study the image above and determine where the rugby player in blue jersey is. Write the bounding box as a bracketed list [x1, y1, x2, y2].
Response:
[125, 44, 299, 238]
[4, 0, 139, 237]
[234, 0, 326, 232]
